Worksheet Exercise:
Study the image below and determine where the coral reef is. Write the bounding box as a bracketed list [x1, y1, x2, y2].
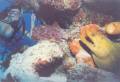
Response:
[19, 0, 114, 30]
[19, 0, 115, 29]
[20, 0, 81, 29]
[31, 25, 65, 43]
[73, 7, 113, 27]
[3, 45, 29, 68]
[66, 21, 81, 43]
[2, 40, 65, 81]
[83, 0, 120, 20]
[31, 24, 74, 70]
[65, 7, 112, 43]
[63, 57, 76, 69]
[39, 0, 82, 10]
[36, 4, 79, 28]
[2, 0, 120, 82]
[67, 63, 119, 82]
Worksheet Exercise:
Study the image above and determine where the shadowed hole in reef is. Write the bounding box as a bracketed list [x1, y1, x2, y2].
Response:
[35, 2, 79, 29]
[36, 59, 63, 77]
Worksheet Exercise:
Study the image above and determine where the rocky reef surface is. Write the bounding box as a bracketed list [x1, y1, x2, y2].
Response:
[1, 40, 67, 82]
[1, 0, 120, 82]
[67, 63, 119, 82]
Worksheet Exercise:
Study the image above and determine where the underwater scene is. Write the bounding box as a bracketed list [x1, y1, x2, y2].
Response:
[0, 0, 120, 82]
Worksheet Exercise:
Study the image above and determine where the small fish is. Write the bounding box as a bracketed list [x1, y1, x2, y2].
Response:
[79, 30, 120, 74]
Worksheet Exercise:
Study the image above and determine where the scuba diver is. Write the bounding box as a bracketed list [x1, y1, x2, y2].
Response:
[0, 4, 36, 68]
[0, 4, 35, 43]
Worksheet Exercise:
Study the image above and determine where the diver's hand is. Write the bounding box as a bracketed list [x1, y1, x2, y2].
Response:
[31, 13, 36, 22]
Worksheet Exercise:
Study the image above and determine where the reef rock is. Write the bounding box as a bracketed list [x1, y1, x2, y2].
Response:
[63, 57, 76, 69]
[49, 0, 82, 10]
[23, 0, 82, 11]
[67, 63, 119, 82]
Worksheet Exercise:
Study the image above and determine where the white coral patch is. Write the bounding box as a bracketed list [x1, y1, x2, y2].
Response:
[2, 40, 64, 82]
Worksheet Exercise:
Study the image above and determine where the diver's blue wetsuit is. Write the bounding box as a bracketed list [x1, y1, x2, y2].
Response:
[0, 19, 36, 65]
[0, 5, 39, 69]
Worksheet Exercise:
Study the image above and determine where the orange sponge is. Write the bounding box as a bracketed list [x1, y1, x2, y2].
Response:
[80, 24, 106, 38]
[70, 39, 81, 55]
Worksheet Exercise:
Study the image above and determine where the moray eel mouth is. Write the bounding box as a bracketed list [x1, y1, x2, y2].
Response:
[79, 30, 100, 49]
[79, 30, 111, 59]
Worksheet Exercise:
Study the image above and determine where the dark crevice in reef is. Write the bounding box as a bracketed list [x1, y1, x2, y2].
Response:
[35, 2, 80, 29]
[37, 59, 63, 77]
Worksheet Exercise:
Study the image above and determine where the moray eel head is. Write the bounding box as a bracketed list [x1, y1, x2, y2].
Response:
[79, 30, 120, 73]
[79, 30, 113, 59]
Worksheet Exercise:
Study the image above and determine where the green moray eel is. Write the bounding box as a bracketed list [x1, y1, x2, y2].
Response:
[79, 30, 120, 73]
